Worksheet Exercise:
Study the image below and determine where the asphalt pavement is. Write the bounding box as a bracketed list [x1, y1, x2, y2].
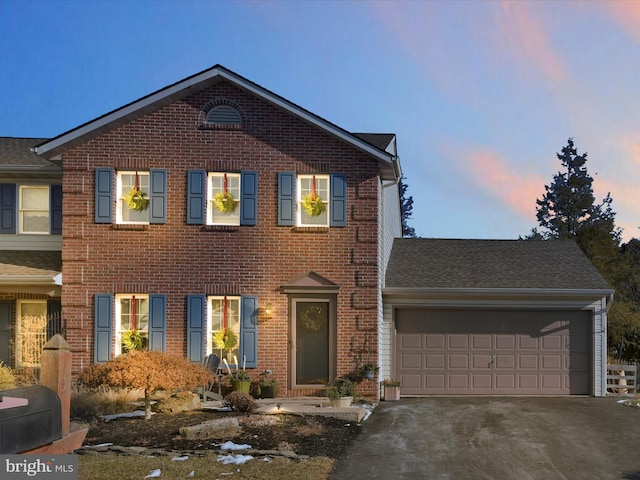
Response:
[330, 397, 640, 480]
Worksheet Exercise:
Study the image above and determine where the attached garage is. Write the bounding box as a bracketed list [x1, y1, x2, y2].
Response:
[383, 239, 614, 397]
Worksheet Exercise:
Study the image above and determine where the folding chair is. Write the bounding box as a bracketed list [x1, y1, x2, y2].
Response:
[200, 354, 223, 401]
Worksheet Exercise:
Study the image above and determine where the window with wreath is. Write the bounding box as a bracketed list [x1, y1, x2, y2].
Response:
[208, 172, 241, 226]
[298, 174, 329, 227]
[116, 171, 150, 224]
[115, 295, 149, 354]
[209, 296, 240, 362]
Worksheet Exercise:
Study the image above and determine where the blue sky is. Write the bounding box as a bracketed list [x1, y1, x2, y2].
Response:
[2, 0, 639, 241]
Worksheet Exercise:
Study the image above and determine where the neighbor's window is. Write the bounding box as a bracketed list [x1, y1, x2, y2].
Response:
[115, 295, 149, 354]
[19, 186, 49, 234]
[297, 174, 329, 227]
[209, 296, 240, 363]
[208, 172, 240, 226]
[116, 171, 150, 224]
[16, 300, 48, 368]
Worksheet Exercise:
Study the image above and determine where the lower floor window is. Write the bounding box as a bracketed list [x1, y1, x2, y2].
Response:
[16, 300, 48, 368]
[116, 295, 149, 354]
[209, 296, 240, 363]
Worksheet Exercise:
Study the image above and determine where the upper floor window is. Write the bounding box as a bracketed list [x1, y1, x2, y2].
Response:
[19, 186, 49, 234]
[115, 294, 149, 355]
[117, 171, 150, 224]
[208, 172, 240, 226]
[297, 175, 329, 227]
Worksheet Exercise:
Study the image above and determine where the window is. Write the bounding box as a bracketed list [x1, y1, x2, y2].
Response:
[297, 175, 329, 227]
[117, 171, 150, 224]
[208, 296, 240, 362]
[19, 186, 49, 234]
[16, 300, 48, 367]
[278, 173, 346, 228]
[115, 295, 149, 355]
[208, 173, 241, 226]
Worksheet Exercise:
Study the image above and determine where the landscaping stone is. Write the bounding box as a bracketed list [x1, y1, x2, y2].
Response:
[156, 391, 202, 414]
[179, 417, 241, 440]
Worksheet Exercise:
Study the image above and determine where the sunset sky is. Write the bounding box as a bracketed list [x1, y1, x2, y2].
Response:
[2, 1, 639, 241]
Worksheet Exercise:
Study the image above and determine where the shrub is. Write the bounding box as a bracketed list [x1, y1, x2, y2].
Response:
[0, 362, 16, 391]
[71, 385, 142, 421]
[223, 391, 257, 413]
[77, 351, 212, 420]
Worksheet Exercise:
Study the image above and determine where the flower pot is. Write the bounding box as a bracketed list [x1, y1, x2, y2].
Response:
[384, 386, 400, 401]
[259, 385, 278, 398]
[363, 369, 375, 380]
[231, 380, 251, 394]
[329, 396, 352, 408]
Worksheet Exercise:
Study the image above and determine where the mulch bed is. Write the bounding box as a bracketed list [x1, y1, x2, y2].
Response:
[82, 409, 362, 458]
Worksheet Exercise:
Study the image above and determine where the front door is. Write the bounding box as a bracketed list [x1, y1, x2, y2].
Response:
[0, 301, 10, 365]
[292, 299, 331, 387]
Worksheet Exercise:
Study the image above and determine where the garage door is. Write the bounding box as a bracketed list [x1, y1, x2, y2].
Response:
[396, 309, 591, 395]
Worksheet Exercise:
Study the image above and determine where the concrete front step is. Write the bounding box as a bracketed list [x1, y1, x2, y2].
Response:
[255, 398, 368, 422]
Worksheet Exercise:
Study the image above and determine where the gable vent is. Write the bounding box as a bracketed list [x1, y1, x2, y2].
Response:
[205, 105, 242, 125]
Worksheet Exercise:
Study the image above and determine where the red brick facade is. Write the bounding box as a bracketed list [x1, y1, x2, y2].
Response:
[59, 78, 389, 398]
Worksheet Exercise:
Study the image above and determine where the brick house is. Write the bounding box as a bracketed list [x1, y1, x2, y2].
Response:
[33, 65, 403, 398]
[0, 137, 63, 370]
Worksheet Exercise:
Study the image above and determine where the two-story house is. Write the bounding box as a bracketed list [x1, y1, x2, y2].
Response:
[0, 137, 63, 370]
[33, 65, 402, 398]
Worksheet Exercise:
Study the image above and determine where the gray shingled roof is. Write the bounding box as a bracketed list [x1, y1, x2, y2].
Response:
[0, 251, 61, 278]
[353, 133, 395, 152]
[386, 238, 612, 291]
[0, 137, 59, 172]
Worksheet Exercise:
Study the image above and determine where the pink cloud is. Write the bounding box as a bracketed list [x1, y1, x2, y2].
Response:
[603, 1, 640, 41]
[458, 148, 544, 219]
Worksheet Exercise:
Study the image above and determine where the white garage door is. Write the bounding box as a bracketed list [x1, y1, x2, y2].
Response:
[396, 309, 591, 395]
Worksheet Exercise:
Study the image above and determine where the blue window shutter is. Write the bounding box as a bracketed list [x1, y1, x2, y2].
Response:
[187, 170, 205, 225]
[94, 294, 113, 363]
[50, 184, 63, 235]
[240, 171, 257, 226]
[278, 172, 295, 226]
[0, 184, 16, 234]
[330, 173, 347, 227]
[149, 169, 167, 224]
[187, 295, 206, 362]
[240, 295, 258, 368]
[95, 168, 113, 223]
[148, 294, 167, 352]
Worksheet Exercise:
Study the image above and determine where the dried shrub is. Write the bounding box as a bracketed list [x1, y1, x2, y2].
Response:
[0, 362, 16, 391]
[78, 351, 212, 420]
[223, 391, 257, 413]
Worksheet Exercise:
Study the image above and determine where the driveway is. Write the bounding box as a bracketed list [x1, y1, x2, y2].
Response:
[330, 397, 640, 480]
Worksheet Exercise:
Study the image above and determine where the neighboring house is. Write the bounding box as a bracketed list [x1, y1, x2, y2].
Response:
[33, 65, 402, 398]
[0, 137, 63, 369]
[383, 239, 613, 396]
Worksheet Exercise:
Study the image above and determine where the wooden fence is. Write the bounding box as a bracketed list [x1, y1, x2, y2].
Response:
[606, 363, 637, 396]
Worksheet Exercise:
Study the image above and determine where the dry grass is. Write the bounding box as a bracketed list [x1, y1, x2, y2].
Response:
[79, 453, 334, 480]
[71, 386, 144, 420]
[295, 418, 326, 436]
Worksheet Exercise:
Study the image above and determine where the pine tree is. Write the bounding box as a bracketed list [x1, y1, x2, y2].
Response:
[399, 176, 417, 238]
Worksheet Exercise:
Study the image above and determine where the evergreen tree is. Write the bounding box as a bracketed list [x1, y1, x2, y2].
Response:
[399, 176, 417, 238]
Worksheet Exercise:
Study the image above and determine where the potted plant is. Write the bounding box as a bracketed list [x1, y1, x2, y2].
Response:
[381, 379, 401, 401]
[327, 376, 358, 408]
[224, 356, 251, 394]
[258, 372, 280, 398]
[361, 362, 379, 380]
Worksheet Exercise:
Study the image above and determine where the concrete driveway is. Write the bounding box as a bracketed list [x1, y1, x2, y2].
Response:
[330, 397, 640, 480]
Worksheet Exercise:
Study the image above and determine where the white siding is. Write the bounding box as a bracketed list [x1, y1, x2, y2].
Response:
[592, 296, 609, 397]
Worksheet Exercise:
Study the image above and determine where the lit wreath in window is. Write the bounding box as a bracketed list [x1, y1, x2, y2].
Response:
[301, 175, 325, 217]
[123, 172, 149, 212]
[213, 173, 239, 214]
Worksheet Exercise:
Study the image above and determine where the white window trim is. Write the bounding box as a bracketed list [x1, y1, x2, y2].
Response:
[207, 295, 241, 361]
[18, 185, 50, 235]
[207, 172, 241, 226]
[296, 174, 330, 227]
[116, 171, 150, 225]
[114, 294, 149, 355]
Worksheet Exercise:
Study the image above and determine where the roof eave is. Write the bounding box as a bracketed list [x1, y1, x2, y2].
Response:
[35, 65, 400, 179]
